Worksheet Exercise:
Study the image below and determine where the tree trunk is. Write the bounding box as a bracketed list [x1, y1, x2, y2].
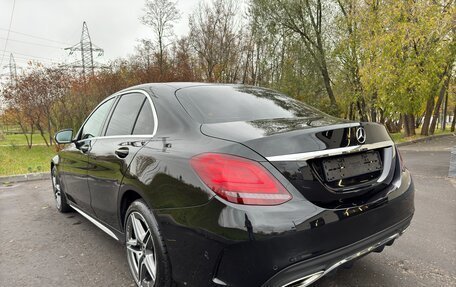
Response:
[47, 114, 53, 146]
[158, 37, 164, 77]
[29, 125, 34, 149]
[421, 96, 434, 136]
[429, 104, 441, 135]
[18, 121, 30, 148]
[451, 105, 456, 132]
[348, 102, 354, 120]
[403, 114, 416, 137]
[429, 72, 450, 135]
[356, 100, 368, 122]
[379, 109, 385, 124]
[321, 65, 337, 109]
[430, 62, 452, 134]
[370, 91, 378, 122]
[408, 114, 416, 136]
[415, 114, 422, 129]
[242, 48, 251, 84]
[370, 107, 377, 123]
[442, 89, 449, 131]
[402, 115, 409, 136]
[36, 123, 50, 147]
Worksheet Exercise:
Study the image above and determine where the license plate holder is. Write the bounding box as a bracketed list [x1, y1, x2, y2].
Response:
[322, 151, 382, 182]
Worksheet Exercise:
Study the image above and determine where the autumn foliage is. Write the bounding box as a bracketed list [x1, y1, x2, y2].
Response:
[0, 0, 454, 146]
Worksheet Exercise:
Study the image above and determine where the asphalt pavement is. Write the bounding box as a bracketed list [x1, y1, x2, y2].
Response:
[1, 136, 455, 287]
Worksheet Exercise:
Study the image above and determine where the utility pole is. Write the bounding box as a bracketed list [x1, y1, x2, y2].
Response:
[65, 21, 104, 77]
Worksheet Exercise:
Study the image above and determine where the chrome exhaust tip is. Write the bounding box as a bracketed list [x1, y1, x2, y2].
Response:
[283, 271, 324, 287]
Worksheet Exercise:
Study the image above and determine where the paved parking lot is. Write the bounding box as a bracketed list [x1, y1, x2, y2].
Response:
[1, 136, 455, 287]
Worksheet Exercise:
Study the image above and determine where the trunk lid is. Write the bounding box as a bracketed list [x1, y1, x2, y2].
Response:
[201, 118, 398, 208]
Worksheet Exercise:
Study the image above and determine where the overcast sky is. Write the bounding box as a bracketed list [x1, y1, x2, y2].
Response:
[0, 0, 203, 77]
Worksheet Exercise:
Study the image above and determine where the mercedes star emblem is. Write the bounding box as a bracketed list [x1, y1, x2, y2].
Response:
[356, 127, 366, 144]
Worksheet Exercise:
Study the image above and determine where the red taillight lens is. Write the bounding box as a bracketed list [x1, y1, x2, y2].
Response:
[190, 153, 292, 205]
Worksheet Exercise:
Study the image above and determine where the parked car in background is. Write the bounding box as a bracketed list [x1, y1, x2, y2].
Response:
[51, 83, 414, 287]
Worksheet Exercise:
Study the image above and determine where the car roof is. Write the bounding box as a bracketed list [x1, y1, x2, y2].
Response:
[120, 82, 249, 94]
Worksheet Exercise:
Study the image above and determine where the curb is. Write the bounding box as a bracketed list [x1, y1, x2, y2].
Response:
[0, 172, 50, 184]
[448, 147, 456, 178]
[449, 147, 456, 178]
[396, 133, 455, 147]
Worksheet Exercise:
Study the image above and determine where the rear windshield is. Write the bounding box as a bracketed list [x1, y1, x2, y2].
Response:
[176, 85, 322, 124]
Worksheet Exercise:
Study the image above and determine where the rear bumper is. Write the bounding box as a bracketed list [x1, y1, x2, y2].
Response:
[157, 170, 414, 287]
[261, 215, 411, 287]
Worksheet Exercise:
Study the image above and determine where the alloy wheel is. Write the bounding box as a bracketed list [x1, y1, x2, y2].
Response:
[126, 211, 157, 287]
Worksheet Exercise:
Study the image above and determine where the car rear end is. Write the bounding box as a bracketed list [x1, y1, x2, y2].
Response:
[195, 124, 414, 287]
[170, 84, 415, 286]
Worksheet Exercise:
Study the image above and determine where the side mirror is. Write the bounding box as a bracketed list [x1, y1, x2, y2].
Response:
[55, 129, 74, 144]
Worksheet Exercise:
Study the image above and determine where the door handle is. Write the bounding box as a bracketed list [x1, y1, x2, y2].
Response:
[115, 147, 129, 158]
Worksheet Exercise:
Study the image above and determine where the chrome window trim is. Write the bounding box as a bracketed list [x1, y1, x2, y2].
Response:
[76, 135, 156, 141]
[75, 89, 158, 143]
[69, 203, 119, 241]
[266, 140, 395, 162]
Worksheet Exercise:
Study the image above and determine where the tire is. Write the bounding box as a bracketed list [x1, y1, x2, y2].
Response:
[125, 199, 173, 287]
[51, 166, 72, 213]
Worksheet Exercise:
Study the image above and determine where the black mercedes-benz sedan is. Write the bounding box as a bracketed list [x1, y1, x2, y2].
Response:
[51, 83, 414, 287]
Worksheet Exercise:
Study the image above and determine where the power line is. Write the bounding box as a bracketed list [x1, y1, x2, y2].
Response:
[7, 56, 57, 64]
[0, 28, 71, 45]
[0, 0, 16, 68]
[0, 55, 59, 73]
[0, 50, 59, 62]
[13, 54, 60, 64]
[0, 36, 63, 49]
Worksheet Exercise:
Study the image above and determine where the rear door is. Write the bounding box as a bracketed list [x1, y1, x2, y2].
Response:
[87, 91, 157, 229]
[61, 97, 115, 213]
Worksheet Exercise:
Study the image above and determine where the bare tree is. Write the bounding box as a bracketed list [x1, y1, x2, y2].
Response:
[2, 71, 39, 148]
[140, 0, 181, 75]
[189, 0, 243, 82]
[170, 37, 198, 81]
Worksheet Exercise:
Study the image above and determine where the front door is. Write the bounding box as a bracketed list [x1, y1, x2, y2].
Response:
[61, 97, 115, 213]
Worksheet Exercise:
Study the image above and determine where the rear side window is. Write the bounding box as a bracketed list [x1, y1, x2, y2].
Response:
[105, 93, 145, 136]
[175, 86, 321, 124]
[132, 101, 155, 135]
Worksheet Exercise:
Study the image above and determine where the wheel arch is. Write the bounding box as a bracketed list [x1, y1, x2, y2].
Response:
[119, 189, 143, 231]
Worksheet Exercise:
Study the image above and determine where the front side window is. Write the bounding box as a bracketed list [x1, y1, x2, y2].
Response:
[80, 98, 114, 140]
[105, 93, 146, 136]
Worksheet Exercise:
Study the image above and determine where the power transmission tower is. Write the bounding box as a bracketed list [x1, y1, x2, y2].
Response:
[8, 53, 17, 84]
[65, 21, 104, 77]
[1, 53, 17, 84]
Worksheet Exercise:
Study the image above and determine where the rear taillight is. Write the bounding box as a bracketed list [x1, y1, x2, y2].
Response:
[190, 153, 292, 205]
